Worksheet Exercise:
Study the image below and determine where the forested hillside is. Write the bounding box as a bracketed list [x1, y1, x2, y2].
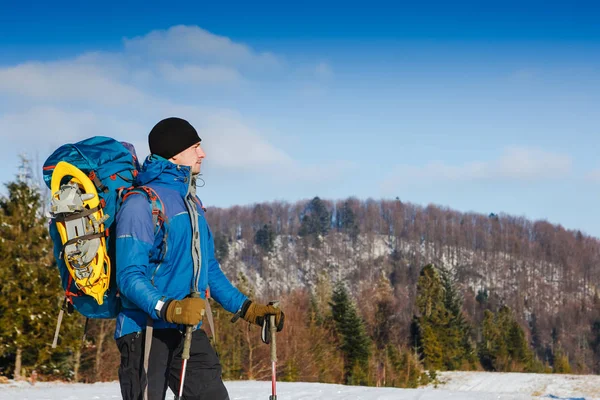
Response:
[208, 196, 600, 374]
[1, 177, 599, 385]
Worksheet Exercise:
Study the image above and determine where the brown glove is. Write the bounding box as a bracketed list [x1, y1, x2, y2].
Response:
[240, 300, 285, 332]
[161, 297, 205, 325]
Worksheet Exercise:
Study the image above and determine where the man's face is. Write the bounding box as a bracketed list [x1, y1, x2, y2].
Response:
[169, 142, 206, 174]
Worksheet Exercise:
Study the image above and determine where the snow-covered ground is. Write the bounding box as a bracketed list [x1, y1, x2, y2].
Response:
[1, 371, 598, 399]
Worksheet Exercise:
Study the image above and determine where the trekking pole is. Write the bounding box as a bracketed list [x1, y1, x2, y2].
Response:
[269, 313, 277, 400]
[269, 302, 279, 400]
[175, 291, 201, 400]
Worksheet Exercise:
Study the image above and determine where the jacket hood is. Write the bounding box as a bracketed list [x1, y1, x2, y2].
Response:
[136, 155, 195, 197]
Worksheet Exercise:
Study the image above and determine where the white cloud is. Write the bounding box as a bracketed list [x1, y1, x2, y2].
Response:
[0, 24, 343, 188]
[157, 63, 243, 85]
[0, 107, 147, 153]
[382, 147, 572, 188]
[123, 25, 281, 69]
[195, 110, 292, 169]
[495, 147, 571, 180]
[0, 105, 292, 172]
[0, 26, 285, 105]
[0, 61, 146, 106]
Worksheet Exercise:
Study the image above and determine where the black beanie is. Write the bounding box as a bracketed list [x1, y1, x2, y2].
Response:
[148, 117, 201, 159]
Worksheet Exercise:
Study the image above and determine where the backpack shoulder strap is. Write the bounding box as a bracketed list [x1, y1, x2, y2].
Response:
[119, 186, 170, 262]
[120, 186, 168, 235]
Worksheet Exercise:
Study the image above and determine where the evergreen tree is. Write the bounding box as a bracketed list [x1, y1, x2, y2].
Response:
[478, 306, 535, 372]
[337, 200, 359, 243]
[299, 197, 331, 244]
[386, 344, 428, 388]
[414, 264, 474, 371]
[213, 232, 229, 263]
[552, 346, 571, 373]
[414, 264, 447, 371]
[254, 223, 275, 253]
[479, 309, 501, 370]
[0, 179, 64, 379]
[329, 281, 371, 385]
[440, 267, 477, 369]
[476, 288, 489, 306]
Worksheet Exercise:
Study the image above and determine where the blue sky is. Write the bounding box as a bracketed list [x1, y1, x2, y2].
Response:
[1, 1, 599, 236]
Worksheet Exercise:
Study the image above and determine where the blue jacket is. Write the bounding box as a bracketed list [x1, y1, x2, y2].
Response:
[114, 155, 247, 339]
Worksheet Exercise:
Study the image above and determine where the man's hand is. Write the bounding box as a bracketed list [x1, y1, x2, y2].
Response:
[161, 297, 205, 325]
[240, 300, 285, 332]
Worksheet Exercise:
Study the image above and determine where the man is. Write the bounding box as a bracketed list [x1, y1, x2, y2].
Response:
[115, 117, 284, 400]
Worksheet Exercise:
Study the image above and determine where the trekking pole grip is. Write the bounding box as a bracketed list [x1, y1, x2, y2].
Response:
[182, 291, 201, 360]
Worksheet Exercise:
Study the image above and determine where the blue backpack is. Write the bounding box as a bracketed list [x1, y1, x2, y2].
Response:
[43, 136, 166, 346]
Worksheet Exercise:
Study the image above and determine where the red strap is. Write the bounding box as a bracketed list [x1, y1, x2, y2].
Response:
[65, 275, 81, 303]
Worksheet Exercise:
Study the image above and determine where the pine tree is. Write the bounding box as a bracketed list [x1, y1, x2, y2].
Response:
[439, 267, 476, 369]
[386, 344, 427, 388]
[337, 200, 359, 243]
[478, 306, 535, 372]
[213, 232, 229, 263]
[0, 178, 63, 379]
[330, 281, 351, 328]
[552, 346, 572, 373]
[254, 224, 275, 253]
[329, 281, 371, 385]
[479, 309, 503, 370]
[414, 264, 474, 371]
[414, 264, 446, 371]
[299, 197, 331, 245]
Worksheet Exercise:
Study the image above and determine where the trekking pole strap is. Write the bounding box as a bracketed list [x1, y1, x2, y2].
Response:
[204, 297, 216, 342]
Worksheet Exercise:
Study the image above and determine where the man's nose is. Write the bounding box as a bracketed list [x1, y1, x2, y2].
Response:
[197, 146, 206, 158]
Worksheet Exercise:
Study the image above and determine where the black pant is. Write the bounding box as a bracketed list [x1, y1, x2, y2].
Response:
[116, 328, 229, 400]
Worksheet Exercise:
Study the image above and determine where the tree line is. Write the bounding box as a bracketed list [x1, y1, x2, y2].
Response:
[210, 196, 600, 374]
[1, 177, 599, 384]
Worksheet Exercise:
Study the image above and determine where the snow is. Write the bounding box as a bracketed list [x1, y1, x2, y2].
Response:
[1, 372, 599, 400]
